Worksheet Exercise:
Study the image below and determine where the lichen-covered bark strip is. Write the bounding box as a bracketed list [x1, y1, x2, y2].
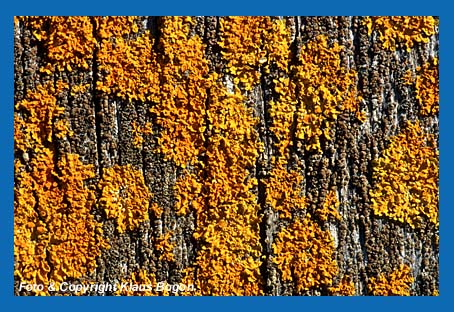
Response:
[14, 16, 439, 296]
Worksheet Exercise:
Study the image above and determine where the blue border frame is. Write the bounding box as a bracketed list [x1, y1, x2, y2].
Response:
[1, 1, 451, 310]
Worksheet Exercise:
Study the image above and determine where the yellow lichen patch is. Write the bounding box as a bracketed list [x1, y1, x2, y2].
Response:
[17, 16, 141, 74]
[269, 77, 298, 159]
[14, 81, 69, 152]
[174, 171, 203, 216]
[369, 121, 439, 228]
[131, 121, 153, 147]
[219, 16, 269, 90]
[179, 267, 199, 296]
[402, 69, 414, 86]
[317, 190, 341, 222]
[265, 35, 349, 292]
[329, 275, 356, 296]
[70, 83, 91, 96]
[14, 149, 108, 293]
[265, 19, 292, 72]
[154, 232, 175, 262]
[169, 78, 263, 295]
[94, 16, 139, 40]
[18, 16, 96, 73]
[190, 83, 263, 295]
[219, 16, 291, 91]
[293, 35, 360, 152]
[53, 119, 74, 139]
[416, 58, 439, 116]
[14, 162, 46, 294]
[96, 31, 159, 103]
[149, 202, 163, 219]
[265, 162, 306, 219]
[355, 110, 367, 123]
[15, 81, 108, 294]
[272, 216, 338, 292]
[149, 16, 210, 168]
[130, 17, 263, 294]
[368, 265, 413, 296]
[364, 16, 437, 52]
[219, 16, 294, 158]
[48, 154, 109, 282]
[268, 35, 362, 156]
[98, 164, 151, 233]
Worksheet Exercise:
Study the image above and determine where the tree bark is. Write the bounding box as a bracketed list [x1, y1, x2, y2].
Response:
[14, 16, 439, 296]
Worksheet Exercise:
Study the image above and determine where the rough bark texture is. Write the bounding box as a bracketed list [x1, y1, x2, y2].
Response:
[14, 16, 439, 296]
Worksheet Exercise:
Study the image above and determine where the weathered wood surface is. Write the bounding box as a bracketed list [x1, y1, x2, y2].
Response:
[14, 16, 439, 296]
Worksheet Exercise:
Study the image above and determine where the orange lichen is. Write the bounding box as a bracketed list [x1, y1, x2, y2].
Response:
[265, 35, 350, 292]
[98, 164, 151, 233]
[131, 121, 153, 147]
[267, 35, 362, 156]
[70, 83, 91, 96]
[174, 171, 203, 216]
[149, 16, 210, 168]
[293, 35, 360, 152]
[154, 232, 175, 262]
[17, 16, 141, 74]
[272, 216, 338, 292]
[94, 16, 139, 40]
[18, 16, 96, 73]
[154, 35, 264, 292]
[265, 19, 292, 72]
[15, 15, 438, 297]
[369, 121, 439, 228]
[15, 150, 108, 293]
[416, 58, 439, 116]
[269, 77, 298, 159]
[14, 81, 70, 152]
[178, 267, 199, 296]
[53, 119, 74, 139]
[364, 16, 437, 52]
[149, 202, 163, 219]
[219, 16, 295, 160]
[317, 190, 341, 222]
[94, 16, 263, 295]
[402, 69, 414, 85]
[189, 82, 263, 295]
[329, 275, 356, 296]
[219, 16, 269, 90]
[219, 16, 291, 91]
[96, 31, 158, 102]
[265, 162, 306, 219]
[169, 90, 264, 294]
[15, 81, 109, 294]
[368, 265, 413, 296]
